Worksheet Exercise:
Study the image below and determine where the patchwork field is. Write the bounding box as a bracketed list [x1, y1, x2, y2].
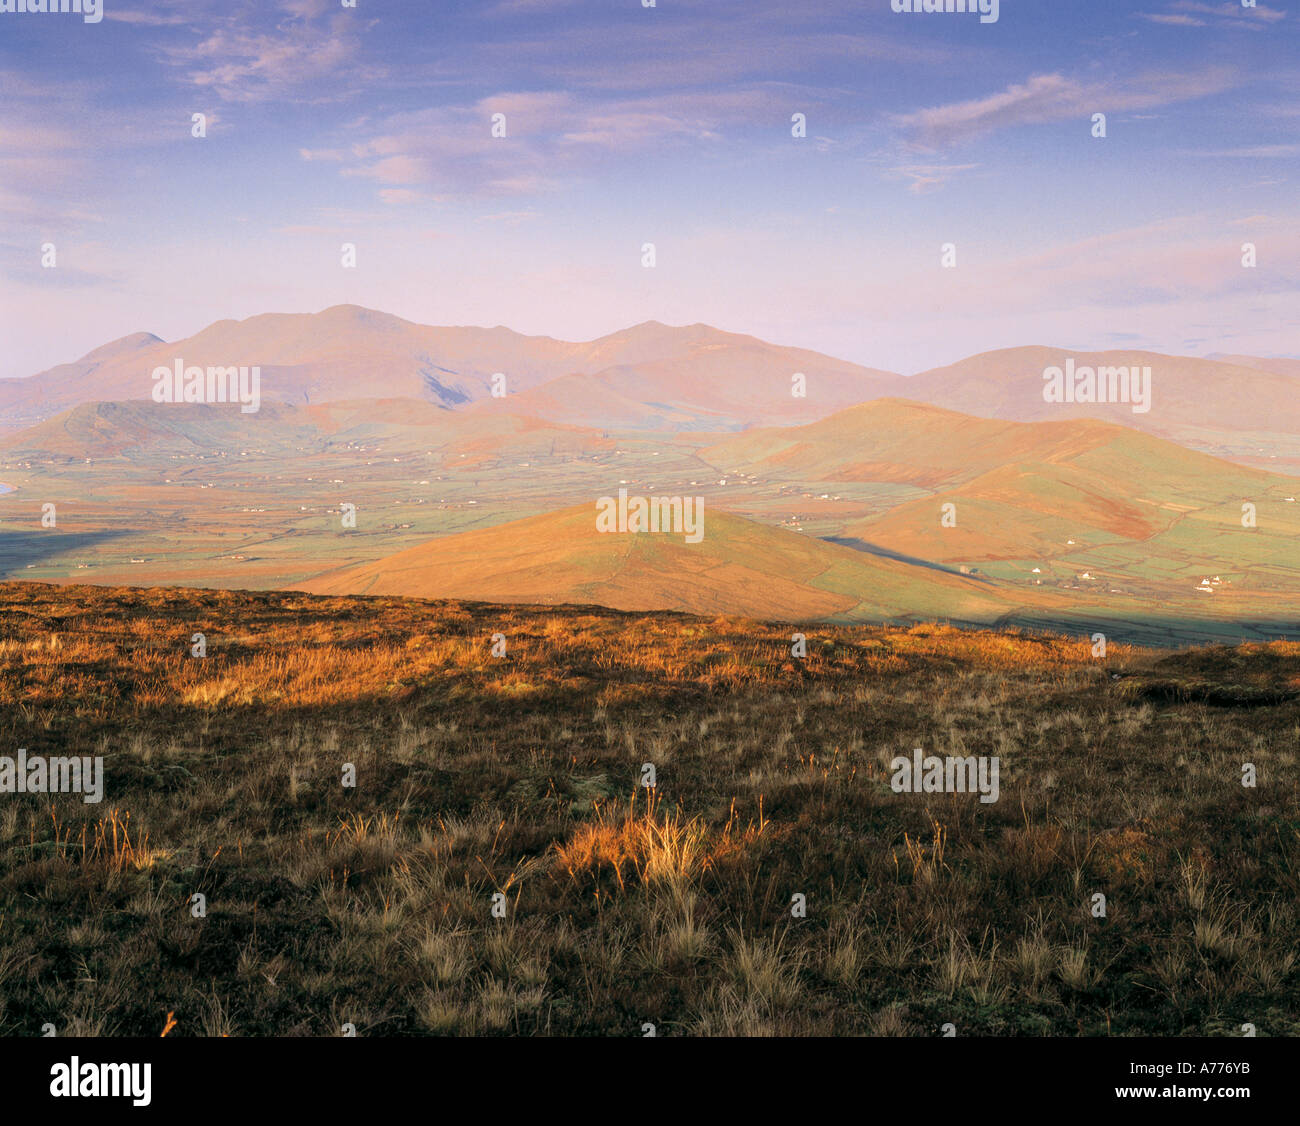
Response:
[4, 394, 1299, 648]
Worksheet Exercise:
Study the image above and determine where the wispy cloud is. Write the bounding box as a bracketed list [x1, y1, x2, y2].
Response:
[377, 188, 423, 206]
[1139, 1, 1287, 28]
[1177, 144, 1300, 157]
[104, 8, 190, 26]
[890, 162, 980, 194]
[328, 87, 794, 200]
[1142, 14, 1208, 26]
[896, 69, 1236, 150]
[154, 2, 377, 103]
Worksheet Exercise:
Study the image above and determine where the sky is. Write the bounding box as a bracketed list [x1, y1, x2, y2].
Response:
[1, 0, 1298, 380]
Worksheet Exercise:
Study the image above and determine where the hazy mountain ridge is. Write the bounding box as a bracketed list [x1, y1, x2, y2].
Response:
[0, 306, 896, 433]
[0, 395, 615, 467]
[885, 346, 1300, 466]
[6, 312, 1297, 461]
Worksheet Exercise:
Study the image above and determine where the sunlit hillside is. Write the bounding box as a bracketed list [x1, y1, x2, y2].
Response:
[298, 502, 1050, 624]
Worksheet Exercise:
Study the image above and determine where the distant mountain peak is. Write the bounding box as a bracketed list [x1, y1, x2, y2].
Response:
[317, 303, 413, 326]
[77, 331, 165, 363]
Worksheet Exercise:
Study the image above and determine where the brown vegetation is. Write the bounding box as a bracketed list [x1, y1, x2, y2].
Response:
[0, 582, 1296, 1036]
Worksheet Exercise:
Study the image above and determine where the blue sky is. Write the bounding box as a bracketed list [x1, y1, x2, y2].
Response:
[1, 0, 1297, 379]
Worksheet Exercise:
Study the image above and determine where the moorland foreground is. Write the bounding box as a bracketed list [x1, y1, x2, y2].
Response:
[1, 581, 1297, 1037]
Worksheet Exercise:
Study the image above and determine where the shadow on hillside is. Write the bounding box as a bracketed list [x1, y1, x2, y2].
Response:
[0, 530, 134, 576]
[821, 535, 989, 581]
[999, 610, 1300, 650]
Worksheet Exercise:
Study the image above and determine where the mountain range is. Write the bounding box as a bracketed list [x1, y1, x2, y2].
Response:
[0, 305, 897, 434]
[7, 307, 1299, 460]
